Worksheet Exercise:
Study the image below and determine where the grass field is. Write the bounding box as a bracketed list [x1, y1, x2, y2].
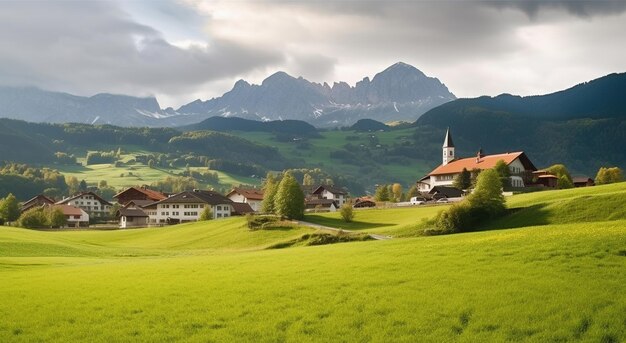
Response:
[229, 129, 432, 187]
[57, 152, 260, 190]
[1, 183, 625, 342]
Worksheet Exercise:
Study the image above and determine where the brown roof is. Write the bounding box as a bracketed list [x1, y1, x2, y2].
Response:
[154, 190, 233, 206]
[114, 186, 167, 201]
[117, 208, 148, 217]
[124, 200, 157, 208]
[428, 152, 536, 176]
[53, 204, 84, 216]
[231, 202, 255, 215]
[573, 177, 593, 183]
[305, 199, 338, 209]
[227, 188, 264, 201]
[537, 174, 558, 179]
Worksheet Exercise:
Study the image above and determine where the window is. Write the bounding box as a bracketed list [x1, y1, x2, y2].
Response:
[217, 206, 222, 211]
[217, 213, 222, 218]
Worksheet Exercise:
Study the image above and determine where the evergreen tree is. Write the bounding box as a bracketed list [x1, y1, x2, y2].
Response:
[274, 172, 305, 219]
[374, 185, 390, 202]
[452, 168, 471, 190]
[79, 180, 88, 192]
[261, 173, 278, 213]
[0, 193, 20, 223]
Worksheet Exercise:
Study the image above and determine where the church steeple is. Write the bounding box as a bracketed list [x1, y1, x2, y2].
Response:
[442, 127, 455, 165]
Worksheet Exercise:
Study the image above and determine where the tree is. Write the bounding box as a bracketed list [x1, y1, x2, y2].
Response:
[79, 179, 88, 192]
[467, 168, 506, 217]
[557, 175, 574, 189]
[452, 168, 471, 190]
[406, 184, 419, 200]
[392, 183, 403, 202]
[302, 173, 315, 186]
[261, 173, 278, 213]
[596, 167, 624, 185]
[274, 172, 305, 219]
[0, 193, 20, 223]
[340, 203, 354, 223]
[199, 206, 213, 221]
[545, 164, 572, 183]
[98, 180, 108, 189]
[494, 160, 511, 188]
[47, 207, 67, 228]
[387, 185, 395, 202]
[18, 207, 48, 228]
[374, 185, 390, 202]
[148, 160, 154, 168]
[66, 176, 80, 195]
[470, 168, 482, 188]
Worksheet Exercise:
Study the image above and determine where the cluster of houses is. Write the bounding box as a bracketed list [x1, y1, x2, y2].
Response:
[18, 184, 353, 229]
[18, 128, 595, 229]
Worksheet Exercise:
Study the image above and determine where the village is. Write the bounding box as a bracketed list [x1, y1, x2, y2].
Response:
[11, 129, 599, 229]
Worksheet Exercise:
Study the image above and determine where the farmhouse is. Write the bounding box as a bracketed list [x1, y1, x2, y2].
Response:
[149, 189, 233, 224]
[311, 185, 348, 206]
[114, 186, 167, 206]
[20, 194, 55, 213]
[573, 176, 595, 187]
[418, 128, 537, 191]
[56, 192, 112, 219]
[53, 204, 89, 227]
[305, 198, 339, 212]
[226, 188, 264, 212]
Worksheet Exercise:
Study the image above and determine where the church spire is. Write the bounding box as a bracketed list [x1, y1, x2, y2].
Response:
[443, 127, 454, 148]
[442, 127, 455, 165]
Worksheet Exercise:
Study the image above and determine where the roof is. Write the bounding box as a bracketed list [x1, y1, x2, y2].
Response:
[231, 202, 254, 215]
[124, 199, 157, 208]
[227, 188, 264, 201]
[22, 194, 55, 207]
[56, 191, 112, 206]
[537, 174, 558, 179]
[117, 208, 148, 217]
[312, 185, 348, 196]
[443, 127, 454, 148]
[53, 204, 84, 216]
[305, 199, 338, 208]
[114, 186, 167, 201]
[428, 186, 463, 198]
[428, 151, 536, 176]
[573, 176, 594, 183]
[154, 190, 233, 206]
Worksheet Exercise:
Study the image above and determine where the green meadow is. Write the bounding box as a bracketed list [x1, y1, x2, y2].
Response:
[1, 183, 625, 342]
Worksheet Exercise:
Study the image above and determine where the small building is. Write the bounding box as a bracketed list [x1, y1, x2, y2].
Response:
[305, 198, 339, 212]
[56, 192, 112, 219]
[231, 202, 255, 216]
[54, 204, 89, 228]
[226, 188, 264, 212]
[114, 186, 167, 206]
[353, 197, 376, 208]
[428, 186, 463, 201]
[21, 194, 55, 213]
[117, 208, 149, 229]
[533, 171, 559, 188]
[311, 185, 348, 207]
[573, 177, 595, 187]
[149, 189, 234, 224]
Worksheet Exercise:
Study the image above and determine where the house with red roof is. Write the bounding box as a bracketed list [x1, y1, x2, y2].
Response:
[418, 128, 537, 191]
[114, 186, 168, 206]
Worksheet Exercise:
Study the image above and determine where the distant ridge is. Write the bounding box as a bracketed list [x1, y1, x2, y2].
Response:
[183, 116, 319, 136]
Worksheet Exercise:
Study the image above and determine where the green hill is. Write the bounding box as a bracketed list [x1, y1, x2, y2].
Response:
[1, 184, 626, 341]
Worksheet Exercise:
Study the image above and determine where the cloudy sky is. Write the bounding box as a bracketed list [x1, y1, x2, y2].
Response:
[1, 0, 625, 108]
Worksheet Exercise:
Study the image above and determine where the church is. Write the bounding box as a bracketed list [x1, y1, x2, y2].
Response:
[417, 128, 537, 192]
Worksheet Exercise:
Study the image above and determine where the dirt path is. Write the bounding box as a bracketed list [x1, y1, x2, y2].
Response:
[294, 220, 392, 240]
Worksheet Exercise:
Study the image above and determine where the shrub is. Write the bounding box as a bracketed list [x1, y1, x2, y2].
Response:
[18, 208, 49, 228]
[246, 214, 281, 230]
[340, 203, 354, 223]
[199, 206, 213, 221]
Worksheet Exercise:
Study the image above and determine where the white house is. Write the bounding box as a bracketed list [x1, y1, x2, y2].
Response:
[226, 188, 264, 212]
[56, 192, 112, 219]
[54, 204, 89, 228]
[149, 189, 234, 224]
[311, 185, 348, 207]
[418, 128, 537, 191]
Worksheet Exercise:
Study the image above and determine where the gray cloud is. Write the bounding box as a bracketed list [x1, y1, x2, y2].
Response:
[0, 1, 283, 100]
[485, 0, 626, 18]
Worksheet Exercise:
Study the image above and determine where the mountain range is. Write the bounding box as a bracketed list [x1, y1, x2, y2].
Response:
[0, 62, 455, 127]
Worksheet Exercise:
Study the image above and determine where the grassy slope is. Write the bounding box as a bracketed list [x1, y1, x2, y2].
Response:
[57, 151, 259, 190]
[0, 221, 624, 342]
[230, 129, 432, 186]
[1, 184, 626, 341]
